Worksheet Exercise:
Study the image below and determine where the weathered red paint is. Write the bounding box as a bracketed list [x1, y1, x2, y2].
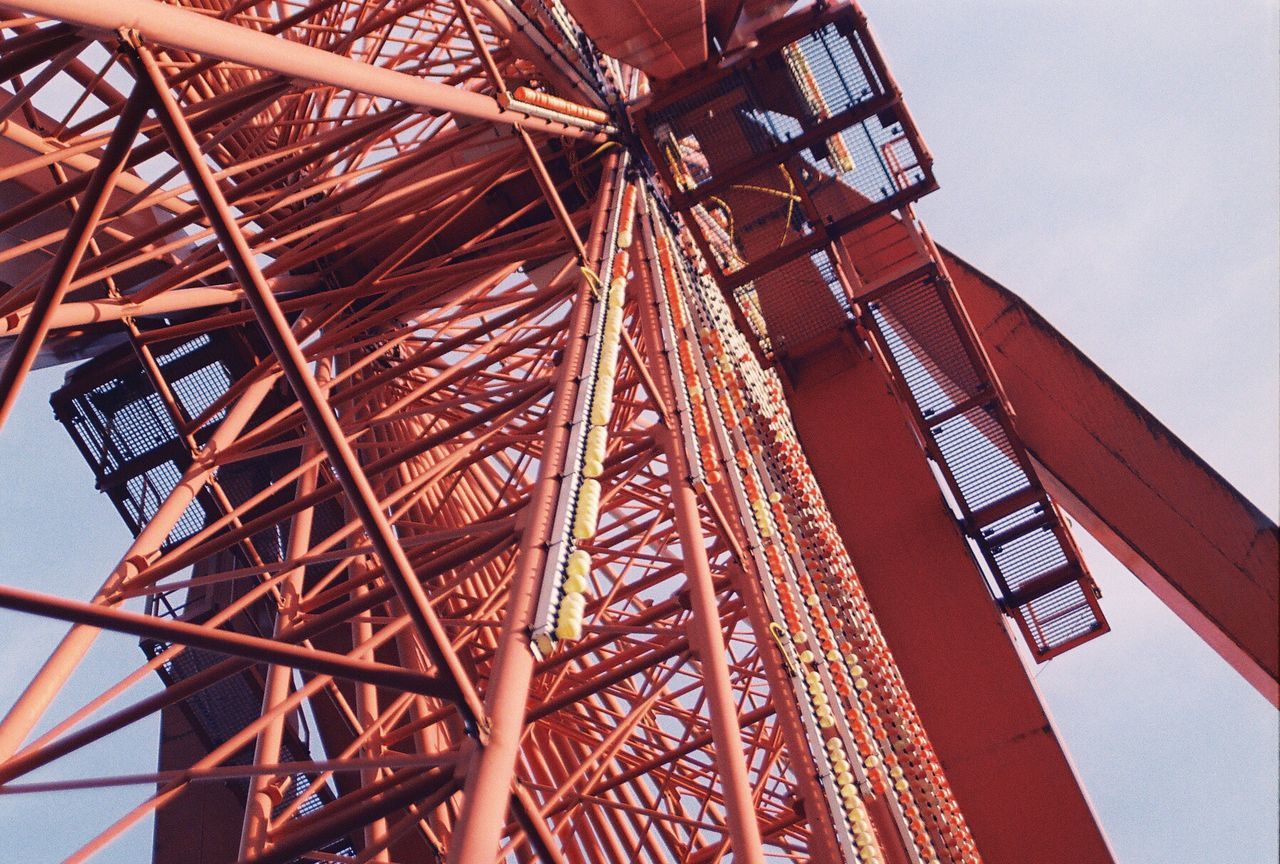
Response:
[948, 252, 1279, 704]
[783, 339, 1117, 864]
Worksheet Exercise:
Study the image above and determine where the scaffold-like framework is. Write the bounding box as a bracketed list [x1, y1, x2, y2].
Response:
[2, 2, 1272, 864]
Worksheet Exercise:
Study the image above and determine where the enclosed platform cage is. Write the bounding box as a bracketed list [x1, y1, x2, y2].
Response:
[633, 4, 935, 354]
[53, 329, 260, 548]
[52, 327, 356, 860]
[632, 4, 1107, 659]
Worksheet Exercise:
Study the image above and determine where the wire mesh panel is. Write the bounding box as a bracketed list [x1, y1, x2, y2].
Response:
[867, 272, 1108, 659]
[1015, 580, 1109, 655]
[751, 247, 852, 352]
[635, 4, 936, 307]
[52, 332, 252, 548]
[931, 409, 1031, 513]
[870, 273, 985, 416]
[787, 18, 931, 200]
[710, 164, 815, 274]
[631, 3, 939, 377]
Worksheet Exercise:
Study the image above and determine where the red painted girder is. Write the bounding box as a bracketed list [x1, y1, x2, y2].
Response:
[946, 251, 1280, 705]
[562, 0, 806, 80]
[783, 339, 1116, 864]
[6, 0, 605, 141]
[561, 0, 730, 80]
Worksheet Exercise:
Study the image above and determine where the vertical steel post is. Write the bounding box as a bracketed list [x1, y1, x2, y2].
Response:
[446, 156, 622, 864]
[238, 358, 327, 857]
[631, 240, 768, 864]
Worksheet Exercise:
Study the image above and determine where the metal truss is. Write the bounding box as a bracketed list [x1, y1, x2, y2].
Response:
[0, 3, 979, 863]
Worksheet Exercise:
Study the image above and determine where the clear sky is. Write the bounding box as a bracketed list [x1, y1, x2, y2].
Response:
[1, 2, 1278, 861]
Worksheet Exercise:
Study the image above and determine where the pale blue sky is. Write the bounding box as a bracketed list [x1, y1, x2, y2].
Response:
[1, 2, 1278, 861]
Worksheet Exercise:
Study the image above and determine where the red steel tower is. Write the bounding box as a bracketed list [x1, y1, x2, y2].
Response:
[0, 2, 1274, 863]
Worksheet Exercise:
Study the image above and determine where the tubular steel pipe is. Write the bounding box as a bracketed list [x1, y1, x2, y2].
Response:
[132, 53, 570, 859]
[0, 655, 249, 786]
[455, 0, 593, 267]
[0, 583, 449, 697]
[241, 770, 461, 864]
[350, 580, 394, 861]
[0, 534, 513, 788]
[0, 752, 460, 795]
[631, 294, 766, 863]
[0, 369, 279, 762]
[132, 41, 489, 727]
[0, 279, 316, 336]
[631, 223, 847, 861]
[238, 430, 324, 859]
[4, 0, 607, 141]
[0, 116, 188, 212]
[445, 154, 622, 864]
[0, 83, 146, 432]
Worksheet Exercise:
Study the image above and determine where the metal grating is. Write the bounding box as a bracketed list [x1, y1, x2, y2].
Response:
[635, 4, 936, 311]
[866, 271, 1108, 659]
[637, 2, 1104, 658]
[991, 527, 1070, 591]
[52, 333, 252, 548]
[871, 275, 984, 416]
[1015, 581, 1106, 654]
[141, 637, 356, 859]
[56, 327, 353, 856]
[932, 409, 1031, 512]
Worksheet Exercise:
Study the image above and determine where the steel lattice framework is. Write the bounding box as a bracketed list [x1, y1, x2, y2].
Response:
[5, 2, 1267, 864]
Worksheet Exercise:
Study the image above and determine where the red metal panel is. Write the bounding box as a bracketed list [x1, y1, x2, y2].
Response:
[947, 252, 1280, 705]
[784, 338, 1117, 864]
[560, 0, 723, 80]
[151, 704, 245, 864]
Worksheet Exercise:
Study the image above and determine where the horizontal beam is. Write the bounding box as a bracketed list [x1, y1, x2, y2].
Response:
[2, 0, 608, 141]
[0, 752, 461, 794]
[0, 583, 450, 697]
[0, 116, 182, 215]
[0, 278, 319, 335]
